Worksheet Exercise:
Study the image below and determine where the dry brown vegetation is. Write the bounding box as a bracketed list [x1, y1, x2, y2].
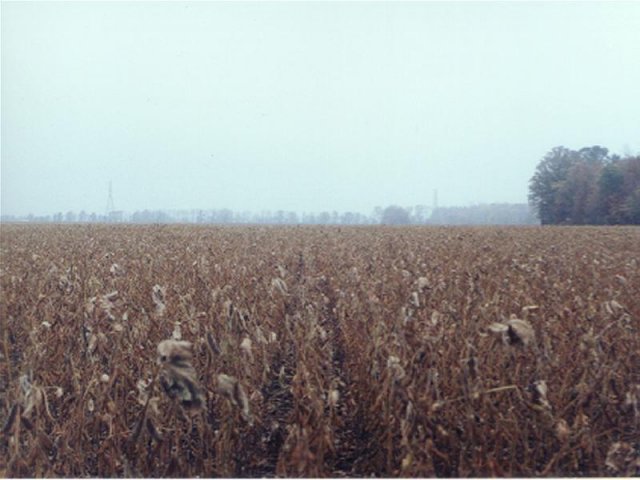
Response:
[1, 224, 639, 477]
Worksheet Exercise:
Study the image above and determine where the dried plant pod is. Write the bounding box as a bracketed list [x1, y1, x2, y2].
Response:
[136, 379, 150, 406]
[158, 340, 192, 365]
[216, 374, 253, 425]
[317, 326, 328, 341]
[579, 330, 598, 352]
[98, 291, 119, 321]
[488, 322, 508, 334]
[555, 419, 570, 442]
[240, 337, 254, 362]
[522, 305, 540, 313]
[605, 442, 639, 475]
[206, 332, 221, 355]
[401, 452, 414, 471]
[104, 290, 119, 301]
[152, 285, 167, 317]
[216, 373, 236, 396]
[530, 380, 552, 410]
[87, 334, 98, 355]
[506, 318, 535, 346]
[255, 326, 268, 344]
[409, 291, 420, 307]
[328, 389, 340, 408]
[271, 277, 288, 296]
[609, 299, 625, 312]
[624, 384, 639, 418]
[416, 277, 430, 290]
[19, 375, 46, 419]
[387, 355, 406, 381]
[615, 274, 627, 285]
[171, 322, 182, 340]
[157, 340, 205, 410]
[488, 317, 535, 347]
[573, 412, 590, 431]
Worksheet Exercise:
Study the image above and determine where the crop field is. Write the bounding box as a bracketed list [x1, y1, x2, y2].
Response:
[1, 224, 639, 477]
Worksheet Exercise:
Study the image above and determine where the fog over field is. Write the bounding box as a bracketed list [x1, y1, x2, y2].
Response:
[2, 1, 640, 217]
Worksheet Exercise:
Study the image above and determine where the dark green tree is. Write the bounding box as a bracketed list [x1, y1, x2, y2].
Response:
[598, 163, 625, 224]
[619, 156, 640, 223]
[623, 186, 640, 224]
[528, 146, 578, 224]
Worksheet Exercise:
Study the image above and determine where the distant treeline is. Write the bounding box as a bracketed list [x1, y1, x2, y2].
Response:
[429, 203, 537, 225]
[1, 203, 537, 226]
[529, 146, 640, 225]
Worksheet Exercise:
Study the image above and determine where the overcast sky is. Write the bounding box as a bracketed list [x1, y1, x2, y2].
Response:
[2, 1, 639, 216]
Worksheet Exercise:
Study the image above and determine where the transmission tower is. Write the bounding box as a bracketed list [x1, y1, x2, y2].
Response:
[106, 181, 116, 214]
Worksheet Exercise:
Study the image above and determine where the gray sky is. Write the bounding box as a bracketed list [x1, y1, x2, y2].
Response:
[2, 1, 640, 216]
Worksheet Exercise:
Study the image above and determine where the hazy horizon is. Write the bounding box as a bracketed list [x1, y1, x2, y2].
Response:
[2, 1, 640, 217]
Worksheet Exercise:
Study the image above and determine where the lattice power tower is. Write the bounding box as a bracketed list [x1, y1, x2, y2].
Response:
[105, 181, 123, 222]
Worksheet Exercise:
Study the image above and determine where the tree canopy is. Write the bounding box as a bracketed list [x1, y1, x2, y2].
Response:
[529, 146, 640, 225]
[380, 205, 411, 225]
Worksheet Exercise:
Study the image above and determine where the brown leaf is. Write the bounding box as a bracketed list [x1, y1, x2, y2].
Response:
[157, 340, 205, 410]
